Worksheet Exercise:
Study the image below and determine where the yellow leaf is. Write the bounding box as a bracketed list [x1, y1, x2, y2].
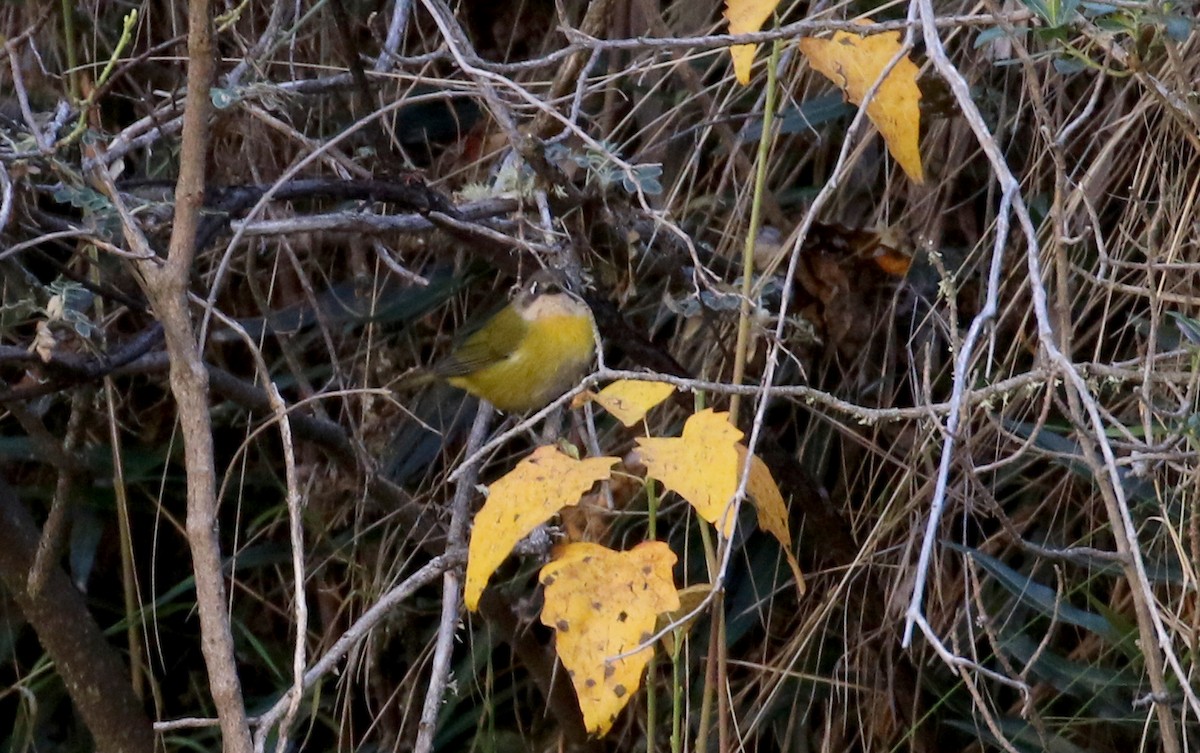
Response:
[723, 0, 782, 84]
[798, 19, 925, 183]
[728, 44, 758, 86]
[736, 445, 806, 595]
[540, 542, 680, 735]
[589, 380, 676, 427]
[464, 447, 618, 610]
[656, 583, 713, 655]
[635, 409, 744, 537]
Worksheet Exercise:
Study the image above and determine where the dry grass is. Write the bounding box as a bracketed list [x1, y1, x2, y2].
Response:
[2, 0, 1199, 751]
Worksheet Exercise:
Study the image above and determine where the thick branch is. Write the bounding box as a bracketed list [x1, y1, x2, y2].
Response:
[0, 479, 156, 753]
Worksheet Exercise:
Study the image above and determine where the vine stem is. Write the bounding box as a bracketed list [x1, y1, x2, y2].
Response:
[703, 36, 782, 753]
[729, 38, 781, 423]
[59, 0, 79, 100]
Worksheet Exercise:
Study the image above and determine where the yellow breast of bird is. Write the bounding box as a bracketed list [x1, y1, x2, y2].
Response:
[448, 313, 594, 413]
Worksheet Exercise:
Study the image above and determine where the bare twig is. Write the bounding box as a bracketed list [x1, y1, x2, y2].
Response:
[0, 161, 14, 233]
[414, 402, 493, 753]
[197, 307, 308, 753]
[373, 0, 415, 73]
[248, 552, 463, 750]
[560, 11, 1035, 53]
[4, 37, 50, 153]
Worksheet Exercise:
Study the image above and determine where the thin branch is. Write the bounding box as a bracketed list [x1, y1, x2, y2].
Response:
[560, 11, 1035, 53]
[373, 0, 414, 73]
[414, 402, 493, 753]
[249, 551, 464, 750]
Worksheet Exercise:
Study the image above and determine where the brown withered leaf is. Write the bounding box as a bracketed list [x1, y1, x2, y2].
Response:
[790, 222, 913, 360]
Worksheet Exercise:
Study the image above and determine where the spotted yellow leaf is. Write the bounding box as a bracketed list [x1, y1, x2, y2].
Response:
[540, 542, 680, 735]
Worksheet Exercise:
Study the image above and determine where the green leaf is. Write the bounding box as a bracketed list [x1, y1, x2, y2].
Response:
[623, 164, 664, 195]
[974, 26, 1011, 48]
[1005, 420, 1157, 504]
[210, 86, 237, 109]
[1020, 0, 1082, 26]
[1053, 55, 1089, 74]
[53, 184, 111, 212]
[944, 717, 1091, 753]
[1000, 632, 1140, 709]
[1020, 0, 1053, 22]
[1160, 13, 1194, 41]
[1056, 0, 1083, 22]
[944, 541, 1124, 643]
[1168, 311, 1200, 345]
[751, 93, 851, 141]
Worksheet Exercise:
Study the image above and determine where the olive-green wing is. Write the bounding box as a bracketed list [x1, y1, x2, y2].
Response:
[431, 306, 525, 378]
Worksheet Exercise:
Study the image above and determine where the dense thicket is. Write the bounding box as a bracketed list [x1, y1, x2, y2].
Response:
[1, 1, 1198, 751]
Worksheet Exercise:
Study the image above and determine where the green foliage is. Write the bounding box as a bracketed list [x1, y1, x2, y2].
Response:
[1020, 0, 1082, 29]
[977, 0, 1195, 74]
[945, 541, 1125, 645]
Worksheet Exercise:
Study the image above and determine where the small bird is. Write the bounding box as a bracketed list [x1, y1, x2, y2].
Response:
[407, 270, 596, 413]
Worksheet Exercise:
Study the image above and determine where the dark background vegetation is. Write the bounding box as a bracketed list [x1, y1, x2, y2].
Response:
[2, 0, 1199, 751]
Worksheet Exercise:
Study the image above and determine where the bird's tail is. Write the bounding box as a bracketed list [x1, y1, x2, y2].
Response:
[390, 368, 439, 394]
